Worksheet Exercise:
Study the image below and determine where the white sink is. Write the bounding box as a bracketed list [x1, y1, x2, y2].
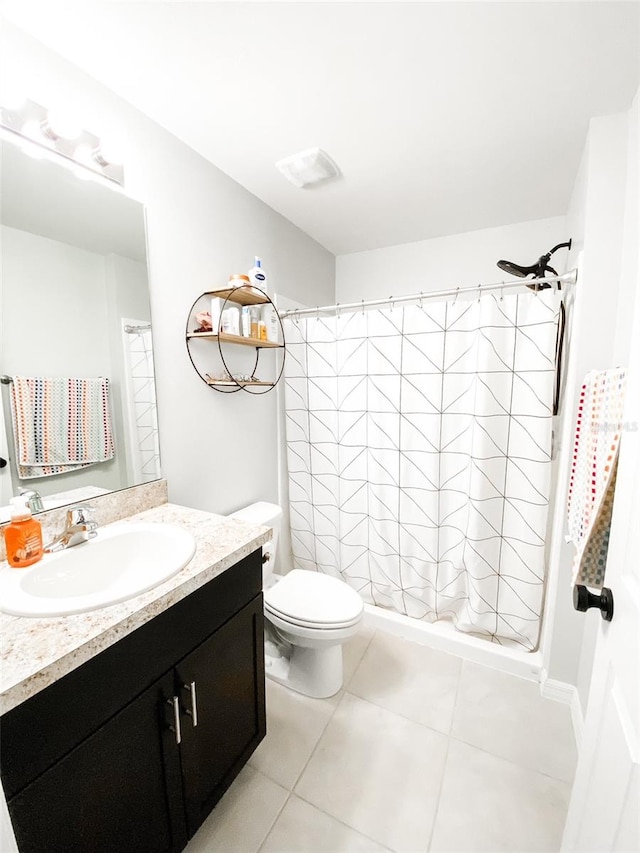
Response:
[0, 523, 196, 617]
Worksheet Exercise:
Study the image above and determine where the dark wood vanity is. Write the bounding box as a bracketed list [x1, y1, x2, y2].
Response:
[0, 549, 266, 853]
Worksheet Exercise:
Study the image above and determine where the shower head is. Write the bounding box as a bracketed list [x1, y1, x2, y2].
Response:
[497, 240, 572, 290]
[496, 259, 539, 278]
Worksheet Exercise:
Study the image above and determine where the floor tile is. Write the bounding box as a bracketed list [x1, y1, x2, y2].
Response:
[260, 794, 392, 852]
[185, 765, 288, 853]
[248, 678, 335, 789]
[295, 692, 449, 852]
[429, 739, 571, 852]
[452, 661, 577, 782]
[348, 631, 462, 733]
[342, 625, 375, 687]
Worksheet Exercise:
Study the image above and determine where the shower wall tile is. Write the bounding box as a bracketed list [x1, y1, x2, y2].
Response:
[451, 660, 578, 783]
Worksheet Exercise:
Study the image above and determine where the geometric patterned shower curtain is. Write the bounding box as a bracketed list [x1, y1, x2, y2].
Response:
[283, 290, 562, 649]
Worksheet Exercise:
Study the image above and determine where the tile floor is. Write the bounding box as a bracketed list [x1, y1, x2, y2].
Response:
[186, 628, 577, 853]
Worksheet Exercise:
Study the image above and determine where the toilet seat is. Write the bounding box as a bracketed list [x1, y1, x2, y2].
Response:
[265, 604, 362, 631]
[263, 569, 363, 629]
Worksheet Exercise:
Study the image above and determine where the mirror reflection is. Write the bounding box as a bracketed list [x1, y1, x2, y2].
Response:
[0, 140, 161, 519]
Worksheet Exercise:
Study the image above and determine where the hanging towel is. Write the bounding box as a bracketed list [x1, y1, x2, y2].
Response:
[567, 368, 627, 588]
[10, 376, 115, 480]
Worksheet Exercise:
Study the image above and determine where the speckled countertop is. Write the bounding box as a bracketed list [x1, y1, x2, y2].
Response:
[0, 503, 270, 715]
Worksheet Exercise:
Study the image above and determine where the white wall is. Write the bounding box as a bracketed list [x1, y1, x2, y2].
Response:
[1, 22, 335, 519]
[336, 216, 567, 300]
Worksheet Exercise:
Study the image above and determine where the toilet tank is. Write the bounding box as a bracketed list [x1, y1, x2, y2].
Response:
[228, 502, 282, 581]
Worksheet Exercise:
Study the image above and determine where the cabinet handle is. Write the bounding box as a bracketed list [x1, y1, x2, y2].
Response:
[167, 696, 182, 744]
[183, 681, 198, 727]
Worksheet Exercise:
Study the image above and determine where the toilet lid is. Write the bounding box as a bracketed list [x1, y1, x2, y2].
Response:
[264, 569, 363, 626]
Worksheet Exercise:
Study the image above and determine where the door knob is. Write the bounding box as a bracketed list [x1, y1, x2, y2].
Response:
[573, 584, 614, 622]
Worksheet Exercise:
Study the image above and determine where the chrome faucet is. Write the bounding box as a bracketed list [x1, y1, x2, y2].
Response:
[19, 489, 44, 514]
[44, 505, 98, 553]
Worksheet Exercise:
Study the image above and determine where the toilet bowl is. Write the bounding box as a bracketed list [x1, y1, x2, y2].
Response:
[229, 503, 363, 698]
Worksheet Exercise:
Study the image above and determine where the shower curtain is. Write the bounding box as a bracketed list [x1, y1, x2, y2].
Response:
[283, 290, 562, 649]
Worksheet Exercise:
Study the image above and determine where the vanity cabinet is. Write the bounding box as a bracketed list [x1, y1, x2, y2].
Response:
[0, 549, 266, 853]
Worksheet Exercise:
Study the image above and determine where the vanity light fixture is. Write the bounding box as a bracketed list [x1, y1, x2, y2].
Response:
[0, 97, 125, 187]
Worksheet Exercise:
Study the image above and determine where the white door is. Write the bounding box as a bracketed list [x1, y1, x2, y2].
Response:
[562, 286, 640, 849]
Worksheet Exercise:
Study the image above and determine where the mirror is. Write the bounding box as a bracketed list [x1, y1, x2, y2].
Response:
[0, 139, 161, 518]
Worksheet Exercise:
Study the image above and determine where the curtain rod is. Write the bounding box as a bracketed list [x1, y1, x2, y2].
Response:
[279, 269, 577, 319]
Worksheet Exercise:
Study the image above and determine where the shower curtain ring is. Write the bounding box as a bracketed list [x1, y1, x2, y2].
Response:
[316, 306, 320, 321]
[500, 282, 505, 301]
[361, 299, 365, 316]
[454, 287, 460, 304]
[419, 291, 424, 309]
[389, 296, 393, 312]
[477, 283, 482, 303]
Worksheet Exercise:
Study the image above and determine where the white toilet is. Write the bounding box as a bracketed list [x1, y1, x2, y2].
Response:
[229, 502, 363, 699]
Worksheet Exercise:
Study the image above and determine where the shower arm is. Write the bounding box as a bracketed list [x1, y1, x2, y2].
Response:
[536, 241, 572, 281]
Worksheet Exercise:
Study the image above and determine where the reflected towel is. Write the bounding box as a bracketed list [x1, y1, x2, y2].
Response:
[10, 376, 114, 480]
[567, 368, 627, 587]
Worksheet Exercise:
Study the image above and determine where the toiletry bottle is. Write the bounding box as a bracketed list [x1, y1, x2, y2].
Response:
[263, 304, 279, 343]
[221, 306, 240, 336]
[248, 257, 267, 294]
[241, 305, 251, 337]
[3, 496, 43, 568]
[211, 296, 224, 331]
[250, 306, 260, 338]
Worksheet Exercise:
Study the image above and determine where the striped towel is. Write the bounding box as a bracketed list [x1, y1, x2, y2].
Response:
[10, 376, 115, 480]
[567, 368, 627, 588]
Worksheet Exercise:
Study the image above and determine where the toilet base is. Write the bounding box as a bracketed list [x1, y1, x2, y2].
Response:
[264, 630, 344, 699]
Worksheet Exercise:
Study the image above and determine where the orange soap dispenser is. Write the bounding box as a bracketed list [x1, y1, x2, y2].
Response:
[3, 496, 44, 568]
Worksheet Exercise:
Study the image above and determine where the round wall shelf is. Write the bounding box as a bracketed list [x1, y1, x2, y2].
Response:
[185, 285, 286, 394]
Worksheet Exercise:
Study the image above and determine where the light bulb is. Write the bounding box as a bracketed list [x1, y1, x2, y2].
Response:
[95, 137, 122, 166]
[22, 120, 44, 141]
[46, 109, 83, 140]
[73, 144, 95, 167]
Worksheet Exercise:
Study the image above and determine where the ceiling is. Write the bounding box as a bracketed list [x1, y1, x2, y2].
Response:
[1, 2, 638, 256]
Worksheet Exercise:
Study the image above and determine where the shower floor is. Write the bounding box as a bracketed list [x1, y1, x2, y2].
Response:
[185, 625, 576, 852]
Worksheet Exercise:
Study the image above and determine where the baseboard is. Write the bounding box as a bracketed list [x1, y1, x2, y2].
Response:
[540, 670, 584, 750]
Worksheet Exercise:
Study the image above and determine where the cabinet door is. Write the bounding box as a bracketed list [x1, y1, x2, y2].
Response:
[178, 594, 266, 837]
[7, 671, 187, 853]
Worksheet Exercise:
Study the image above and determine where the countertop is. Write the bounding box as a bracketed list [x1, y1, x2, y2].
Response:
[0, 503, 270, 715]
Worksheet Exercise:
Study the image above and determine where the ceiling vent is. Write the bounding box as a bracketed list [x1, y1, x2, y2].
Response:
[275, 147, 340, 189]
